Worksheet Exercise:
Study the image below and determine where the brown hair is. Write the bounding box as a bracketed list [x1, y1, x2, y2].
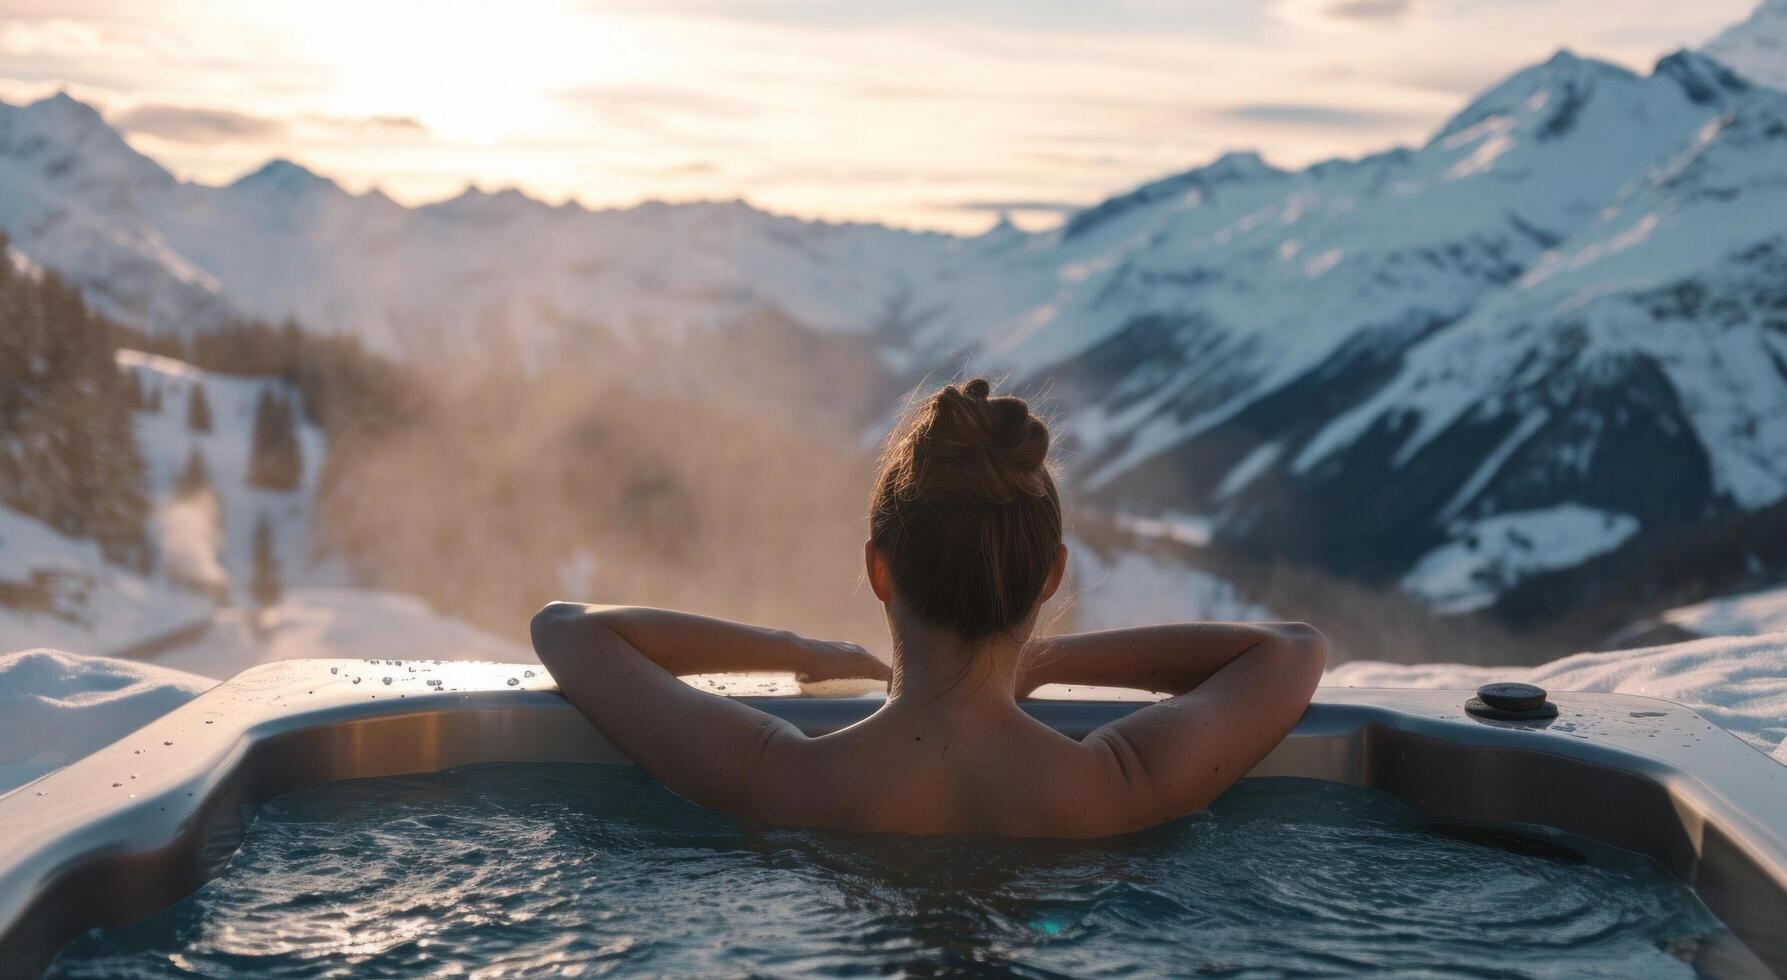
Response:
[869, 378, 1062, 642]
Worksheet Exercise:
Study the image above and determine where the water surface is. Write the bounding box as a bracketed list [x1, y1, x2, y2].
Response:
[49, 764, 1720, 978]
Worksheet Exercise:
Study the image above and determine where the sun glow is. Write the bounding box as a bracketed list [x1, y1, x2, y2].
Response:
[0, 0, 1760, 231]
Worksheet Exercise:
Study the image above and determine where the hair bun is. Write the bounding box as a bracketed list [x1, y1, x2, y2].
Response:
[917, 378, 1051, 505]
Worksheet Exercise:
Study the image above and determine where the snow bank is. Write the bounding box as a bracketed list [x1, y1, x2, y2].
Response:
[146, 587, 531, 679]
[1327, 632, 1787, 763]
[1662, 584, 1787, 638]
[0, 649, 214, 796]
[0, 507, 213, 655]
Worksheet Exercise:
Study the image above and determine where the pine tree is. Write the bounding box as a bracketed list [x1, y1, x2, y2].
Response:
[0, 251, 151, 568]
[248, 388, 303, 490]
[175, 447, 212, 499]
[186, 381, 212, 433]
[251, 514, 283, 610]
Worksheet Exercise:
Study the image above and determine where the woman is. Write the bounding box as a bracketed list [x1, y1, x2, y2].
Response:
[533, 379, 1325, 838]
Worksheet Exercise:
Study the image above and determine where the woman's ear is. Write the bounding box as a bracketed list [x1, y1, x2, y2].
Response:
[865, 540, 894, 602]
[1039, 542, 1068, 604]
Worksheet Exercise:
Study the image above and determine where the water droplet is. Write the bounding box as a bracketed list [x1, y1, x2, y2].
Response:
[507, 677, 520, 687]
[524, 670, 535, 678]
[395, 660, 404, 667]
[383, 676, 393, 685]
[164, 741, 173, 746]
[353, 677, 362, 685]
[205, 720, 214, 725]
[111, 782, 122, 788]
[129, 774, 137, 780]
[134, 749, 142, 755]
[330, 667, 339, 675]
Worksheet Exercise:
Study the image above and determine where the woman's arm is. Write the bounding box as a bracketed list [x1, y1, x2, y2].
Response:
[1017, 622, 1312, 697]
[530, 603, 887, 818]
[535, 603, 887, 680]
[1071, 622, 1328, 832]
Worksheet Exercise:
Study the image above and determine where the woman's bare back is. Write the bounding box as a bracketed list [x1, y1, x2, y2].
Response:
[532, 604, 1326, 839]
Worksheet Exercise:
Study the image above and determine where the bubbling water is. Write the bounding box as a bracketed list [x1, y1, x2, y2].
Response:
[47, 766, 1719, 979]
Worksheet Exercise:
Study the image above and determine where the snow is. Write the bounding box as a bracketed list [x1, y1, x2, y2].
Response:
[1401, 505, 1640, 613]
[1663, 584, 1787, 638]
[1326, 632, 1787, 764]
[1216, 442, 1283, 500]
[0, 90, 963, 355]
[147, 587, 530, 679]
[1292, 77, 1787, 512]
[1110, 512, 1214, 548]
[4, 351, 524, 697]
[1705, 0, 1787, 90]
[0, 649, 213, 796]
[1, 351, 337, 654]
[117, 349, 337, 605]
[0, 507, 212, 655]
[1066, 537, 1272, 631]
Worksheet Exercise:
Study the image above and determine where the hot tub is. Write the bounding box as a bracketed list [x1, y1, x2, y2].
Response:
[1, 659, 1783, 977]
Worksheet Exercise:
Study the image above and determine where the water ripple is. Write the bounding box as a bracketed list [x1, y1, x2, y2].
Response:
[48, 767, 1719, 979]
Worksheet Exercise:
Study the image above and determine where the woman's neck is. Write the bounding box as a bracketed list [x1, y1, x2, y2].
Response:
[885, 614, 1025, 716]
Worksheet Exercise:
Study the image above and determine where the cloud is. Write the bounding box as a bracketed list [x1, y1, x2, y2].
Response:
[947, 198, 1082, 214]
[302, 113, 429, 138]
[111, 103, 285, 143]
[1321, 0, 1417, 21]
[555, 83, 751, 119]
[111, 104, 432, 145]
[1220, 102, 1424, 127]
[1274, 0, 1421, 27]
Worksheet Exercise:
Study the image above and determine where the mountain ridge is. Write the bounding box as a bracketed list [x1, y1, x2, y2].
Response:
[4, 27, 1787, 625]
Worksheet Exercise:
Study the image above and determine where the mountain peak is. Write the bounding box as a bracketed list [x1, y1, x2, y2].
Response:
[422, 183, 555, 223]
[229, 158, 339, 195]
[28, 91, 105, 123]
[1199, 150, 1280, 183]
[1704, 0, 1787, 91]
[1, 90, 174, 189]
[1060, 150, 1283, 240]
[15, 91, 114, 142]
[1433, 48, 1636, 143]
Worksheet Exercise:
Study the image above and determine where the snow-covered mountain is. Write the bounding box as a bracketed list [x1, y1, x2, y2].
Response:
[912, 48, 1787, 618]
[5, 14, 1787, 623]
[0, 93, 959, 353]
[1706, 0, 1787, 90]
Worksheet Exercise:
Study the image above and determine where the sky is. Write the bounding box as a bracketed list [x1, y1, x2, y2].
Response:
[0, 0, 1762, 232]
